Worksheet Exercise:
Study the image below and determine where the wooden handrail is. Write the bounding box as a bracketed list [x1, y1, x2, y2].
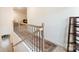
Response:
[13, 21, 42, 28]
[13, 20, 43, 28]
[13, 39, 26, 47]
[25, 24, 42, 28]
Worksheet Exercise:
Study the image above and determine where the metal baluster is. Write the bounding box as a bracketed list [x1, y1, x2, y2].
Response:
[42, 23, 44, 52]
[34, 27, 36, 52]
[39, 30, 41, 52]
[18, 23, 20, 32]
[11, 43, 14, 52]
[37, 31, 39, 52]
[35, 30, 38, 52]
[35, 28, 37, 52]
[32, 27, 34, 52]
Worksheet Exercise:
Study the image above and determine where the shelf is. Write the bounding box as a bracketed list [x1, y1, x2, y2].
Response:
[69, 42, 76, 44]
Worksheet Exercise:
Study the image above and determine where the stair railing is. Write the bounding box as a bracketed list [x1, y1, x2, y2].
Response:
[12, 22, 44, 52]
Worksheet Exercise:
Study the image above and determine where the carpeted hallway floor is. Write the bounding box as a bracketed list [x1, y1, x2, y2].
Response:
[0, 34, 66, 52]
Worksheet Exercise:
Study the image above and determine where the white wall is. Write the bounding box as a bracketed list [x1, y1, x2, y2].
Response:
[27, 7, 79, 48]
[0, 7, 27, 35]
[0, 7, 28, 52]
[0, 7, 14, 35]
[13, 7, 27, 23]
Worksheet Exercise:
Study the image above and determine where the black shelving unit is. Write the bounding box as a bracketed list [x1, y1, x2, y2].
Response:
[67, 17, 79, 52]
